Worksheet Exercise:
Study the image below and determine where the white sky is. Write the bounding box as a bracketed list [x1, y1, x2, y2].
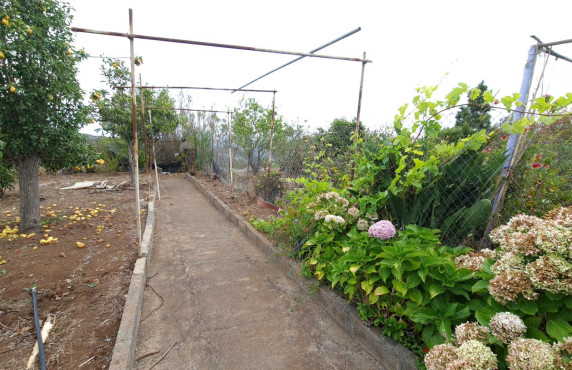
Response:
[69, 0, 572, 135]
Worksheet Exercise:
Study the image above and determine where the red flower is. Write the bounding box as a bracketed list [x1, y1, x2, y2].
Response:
[501, 135, 508, 140]
[532, 163, 541, 169]
[422, 346, 430, 353]
[535, 155, 541, 159]
[494, 99, 499, 105]
[483, 147, 491, 152]
[544, 164, 550, 168]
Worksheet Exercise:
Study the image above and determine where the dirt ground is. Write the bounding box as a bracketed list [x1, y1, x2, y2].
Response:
[0, 171, 275, 369]
[192, 172, 278, 223]
[0, 173, 148, 370]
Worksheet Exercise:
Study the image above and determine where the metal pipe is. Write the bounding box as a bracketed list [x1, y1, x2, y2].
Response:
[228, 112, 233, 191]
[129, 9, 142, 254]
[537, 37, 572, 48]
[139, 74, 151, 198]
[148, 109, 161, 199]
[235, 27, 362, 92]
[71, 27, 371, 63]
[144, 106, 230, 114]
[31, 287, 47, 370]
[350, 52, 367, 181]
[531, 35, 572, 64]
[114, 85, 277, 93]
[486, 44, 538, 244]
[266, 92, 276, 200]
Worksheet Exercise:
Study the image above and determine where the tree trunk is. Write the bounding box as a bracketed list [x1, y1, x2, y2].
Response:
[127, 142, 135, 188]
[15, 154, 42, 232]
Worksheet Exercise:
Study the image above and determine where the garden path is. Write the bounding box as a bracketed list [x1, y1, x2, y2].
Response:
[134, 176, 384, 369]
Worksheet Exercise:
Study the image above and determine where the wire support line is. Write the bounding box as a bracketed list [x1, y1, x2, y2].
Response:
[234, 27, 362, 92]
[114, 85, 276, 93]
[71, 27, 371, 63]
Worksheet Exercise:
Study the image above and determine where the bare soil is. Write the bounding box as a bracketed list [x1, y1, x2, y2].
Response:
[0, 173, 147, 370]
[192, 172, 278, 223]
[0, 171, 276, 369]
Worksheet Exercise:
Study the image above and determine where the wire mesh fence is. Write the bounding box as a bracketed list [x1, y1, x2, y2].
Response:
[170, 103, 571, 248]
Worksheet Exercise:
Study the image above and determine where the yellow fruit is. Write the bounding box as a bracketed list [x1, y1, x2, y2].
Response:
[9, 85, 15, 93]
[76, 242, 85, 248]
[1, 19, 9, 27]
[27, 27, 32, 35]
[67, 49, 72, 55]
[0, 51, 4, 59]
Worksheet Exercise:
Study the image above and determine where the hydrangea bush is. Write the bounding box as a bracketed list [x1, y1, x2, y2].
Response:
[488, 207, 572, 303]
[426, 319, 572, 370]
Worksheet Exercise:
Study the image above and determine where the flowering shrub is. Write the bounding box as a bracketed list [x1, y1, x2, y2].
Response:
[425, 339, 498, 370]
[424, 344, 458, 370]
[426, 319, 572, 369]
[367, 220, 396, 240]
[489, 207, 572, 303]
[489, 312, 527, 344]
[306, 191, 352, 231]
[454, 322, 490, 345]
[507, 338, 558, 369]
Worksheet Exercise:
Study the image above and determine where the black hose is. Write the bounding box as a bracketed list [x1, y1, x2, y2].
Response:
[31, 287, 47, 370]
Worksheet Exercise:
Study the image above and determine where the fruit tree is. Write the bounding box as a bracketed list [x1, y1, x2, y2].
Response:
[0, 0, 94, 231]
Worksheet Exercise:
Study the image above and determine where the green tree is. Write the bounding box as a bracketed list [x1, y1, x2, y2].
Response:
[232, 97, 284, 174]
[92, 58, 178, 186]
[0, 0, 94, 231]
[440, 81, 493, 143]
[322, 117, 364, 158]
[455, 80, 492, 131]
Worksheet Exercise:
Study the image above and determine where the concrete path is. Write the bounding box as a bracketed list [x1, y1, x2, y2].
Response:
[135, 176, 383, 369]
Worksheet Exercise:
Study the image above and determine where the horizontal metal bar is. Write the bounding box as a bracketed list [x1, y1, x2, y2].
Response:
[531, 35, 572, 64]
[539, 38, 572, 48]
[72, 27, 371, 63]
[545, 48, 572, 64]
[144, 105, 230, 114]
[115, 85, 276, 93]
[235, 27, 362, 92]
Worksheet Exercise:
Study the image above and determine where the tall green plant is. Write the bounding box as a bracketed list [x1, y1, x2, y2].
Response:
[0, 0, 94, 231]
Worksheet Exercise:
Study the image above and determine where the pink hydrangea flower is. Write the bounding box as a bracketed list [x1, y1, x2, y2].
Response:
[368, 220, 396, 240]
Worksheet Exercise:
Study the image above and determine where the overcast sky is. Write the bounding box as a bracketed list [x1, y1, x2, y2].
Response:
[68, 0, 572, 135]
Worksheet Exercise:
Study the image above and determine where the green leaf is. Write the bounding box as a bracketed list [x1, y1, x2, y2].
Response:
[518, 300, 538, 316]
[361, 280, 374, 295]
[475, 306, 500, 326]
[365, 265, 377, 274]
[565, 296, 572, 309]
[429, 284, 446, 298]
[537, 296, 562, 313]
[546, 319, 572, 341]
[378, 268, 391, 283]
[450, 306, 471, 321]
[392, 279, 408, 296]
[422, 325, 445, 348]
[369, 293, 380, 305]
[374, 286, 390, 296]
[524, 316, 543, 330]
[527, 327, 550, 342]
[472, 279, 490, 293]
[407, 288, 424, 305]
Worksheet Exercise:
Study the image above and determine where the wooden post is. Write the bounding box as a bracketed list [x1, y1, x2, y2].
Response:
[350, 52, 367, 181]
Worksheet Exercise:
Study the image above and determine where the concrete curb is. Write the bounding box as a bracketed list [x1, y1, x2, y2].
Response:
[185, 173, 417, 370]
[109, 193, 156, 370]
